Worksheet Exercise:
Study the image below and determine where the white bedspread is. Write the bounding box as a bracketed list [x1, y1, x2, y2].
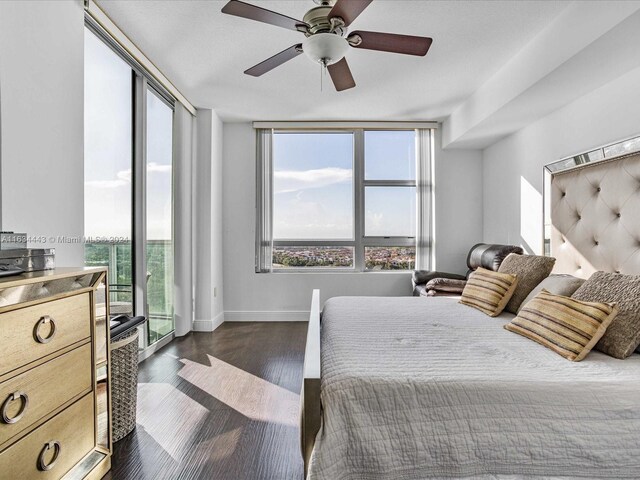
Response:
[308, 296, 640, 480]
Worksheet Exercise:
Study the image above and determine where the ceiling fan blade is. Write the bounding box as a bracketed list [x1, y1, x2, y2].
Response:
[349, 31, 432, 56]
[328, 0, 372, 27]
[244, 44, 303, 77]
[222, 0, 308, 33]
[327, 58, 356, 92]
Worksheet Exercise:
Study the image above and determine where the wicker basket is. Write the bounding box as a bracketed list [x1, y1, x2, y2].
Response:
[110, 329, 139, 442]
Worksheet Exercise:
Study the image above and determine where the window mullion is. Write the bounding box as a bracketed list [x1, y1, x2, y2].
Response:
[354, 130, 365, 271]
[133, 73, 148, 340]
[273, 240, 356, 247]
[363, 237, 415, 247]
[363, 180, 416, 187]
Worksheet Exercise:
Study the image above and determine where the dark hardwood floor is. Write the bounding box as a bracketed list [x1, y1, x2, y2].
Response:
[104, 322, 308, 480]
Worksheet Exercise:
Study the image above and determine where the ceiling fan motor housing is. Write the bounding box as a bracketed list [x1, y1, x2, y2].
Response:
[303, 6, 345, 36]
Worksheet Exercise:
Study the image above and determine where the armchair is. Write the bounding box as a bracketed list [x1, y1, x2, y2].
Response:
[413, 243, 524, 296]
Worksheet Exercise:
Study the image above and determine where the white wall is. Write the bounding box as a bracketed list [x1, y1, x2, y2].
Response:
[222, 123, 483, 318]
[194, 109, 224, 331]
[433, 134, 483, 273]
[0, 0, 85, 266]
[483, 66, 640, 254]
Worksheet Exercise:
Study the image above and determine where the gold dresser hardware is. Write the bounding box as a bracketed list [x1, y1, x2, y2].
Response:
[0, 267, 112, 480]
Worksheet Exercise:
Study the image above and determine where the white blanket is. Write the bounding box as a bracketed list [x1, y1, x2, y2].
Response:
[308, 296, 640, 479]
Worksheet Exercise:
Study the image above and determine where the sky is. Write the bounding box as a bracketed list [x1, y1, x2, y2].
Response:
[84, 28, 172, 241]
[273, 131, 416, 240]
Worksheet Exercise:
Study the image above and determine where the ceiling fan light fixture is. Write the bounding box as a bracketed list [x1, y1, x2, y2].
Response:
[302, 33, 349, 66]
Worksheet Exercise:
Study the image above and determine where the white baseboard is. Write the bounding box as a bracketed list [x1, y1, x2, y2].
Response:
[193, 311, 225, 332]
[224, 310, 309, 322]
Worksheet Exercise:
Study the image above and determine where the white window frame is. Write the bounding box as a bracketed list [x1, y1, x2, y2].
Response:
[256, 127, 434, 273]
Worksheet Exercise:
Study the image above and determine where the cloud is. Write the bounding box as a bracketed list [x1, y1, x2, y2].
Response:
[85, 169, 130, 188]
[147, 163, 172, 174]
[85, 163, 171, 189]
[274, 167, 351, 194]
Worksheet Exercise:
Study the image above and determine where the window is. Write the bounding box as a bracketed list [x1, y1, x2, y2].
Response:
[84, 26, 134, 315]
[84, 23, 175, 349]
[257, 128, 433, 272]
[271, 132, 355, 269]
[146, 88, 174, 344]
[363, 131, 417, 270]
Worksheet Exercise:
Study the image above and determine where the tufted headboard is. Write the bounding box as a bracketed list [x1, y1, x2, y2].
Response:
[549, 151, 640, 279]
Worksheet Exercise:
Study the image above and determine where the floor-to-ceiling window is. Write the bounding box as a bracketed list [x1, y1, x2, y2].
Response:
[146, 88, 174, 344]
[84, 26, 134, 316]
[84, 24, 175, 350]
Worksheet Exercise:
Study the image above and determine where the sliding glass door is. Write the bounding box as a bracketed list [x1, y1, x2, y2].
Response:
[84, 25, 175, 350]
[146, 88, 174, 344]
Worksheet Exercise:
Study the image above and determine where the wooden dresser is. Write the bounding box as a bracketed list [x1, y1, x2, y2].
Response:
[0, 267, 112, 479]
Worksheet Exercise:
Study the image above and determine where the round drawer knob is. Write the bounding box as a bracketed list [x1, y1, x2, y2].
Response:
[1, 391, 29, 424]
[34, 315, 57, 344]
[38, 440, 61, 471]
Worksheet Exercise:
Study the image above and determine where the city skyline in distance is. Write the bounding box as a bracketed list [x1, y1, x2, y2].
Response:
[272, 246, 415, 270]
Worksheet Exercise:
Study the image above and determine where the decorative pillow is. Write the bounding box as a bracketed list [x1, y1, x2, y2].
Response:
[517, 274, 586, 314]
[459, 267, 518, 317]
[571, 271, 640, 359]
[497, 253, 556, 314]
[425, 278, 467, 293]
[505, 289, 618, 361]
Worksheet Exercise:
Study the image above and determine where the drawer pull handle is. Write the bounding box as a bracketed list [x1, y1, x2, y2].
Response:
[1, 391, 29, 424]
[37, 440, 61, 471]
[34, 315, 57, 344]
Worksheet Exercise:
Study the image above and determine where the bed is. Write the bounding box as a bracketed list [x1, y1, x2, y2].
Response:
[304, 295, 640, 479]
[300, 147, 640, 479]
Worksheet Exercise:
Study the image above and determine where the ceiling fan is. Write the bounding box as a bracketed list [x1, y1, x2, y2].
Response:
[221, 0, 433, 91]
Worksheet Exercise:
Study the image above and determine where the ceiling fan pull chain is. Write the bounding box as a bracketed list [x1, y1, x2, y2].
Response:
[320, 58, 328, 92]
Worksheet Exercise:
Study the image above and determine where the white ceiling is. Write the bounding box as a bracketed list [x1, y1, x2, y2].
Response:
[97, 0, 569, 122]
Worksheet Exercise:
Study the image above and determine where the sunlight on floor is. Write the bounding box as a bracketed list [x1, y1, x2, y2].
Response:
[193, 426, 244, 463]
[178, 355, 300, 427]
[137, 383, 209, 461]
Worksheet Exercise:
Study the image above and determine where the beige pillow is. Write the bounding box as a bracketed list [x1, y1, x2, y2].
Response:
[459, 267, 518, 317]
[517, 274, 585, 314]
[498, 253, 556, 314]
[571, 271, 640, 359]
[506, 289, 618, 361]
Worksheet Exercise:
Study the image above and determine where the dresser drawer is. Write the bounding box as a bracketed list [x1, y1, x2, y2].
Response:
[0, 294, 91, 377]
[0, 343, 92, 447]
[0, 393, 94, 479]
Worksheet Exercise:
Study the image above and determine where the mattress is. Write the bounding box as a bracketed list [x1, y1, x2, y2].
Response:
[308, 296, 640, 480]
